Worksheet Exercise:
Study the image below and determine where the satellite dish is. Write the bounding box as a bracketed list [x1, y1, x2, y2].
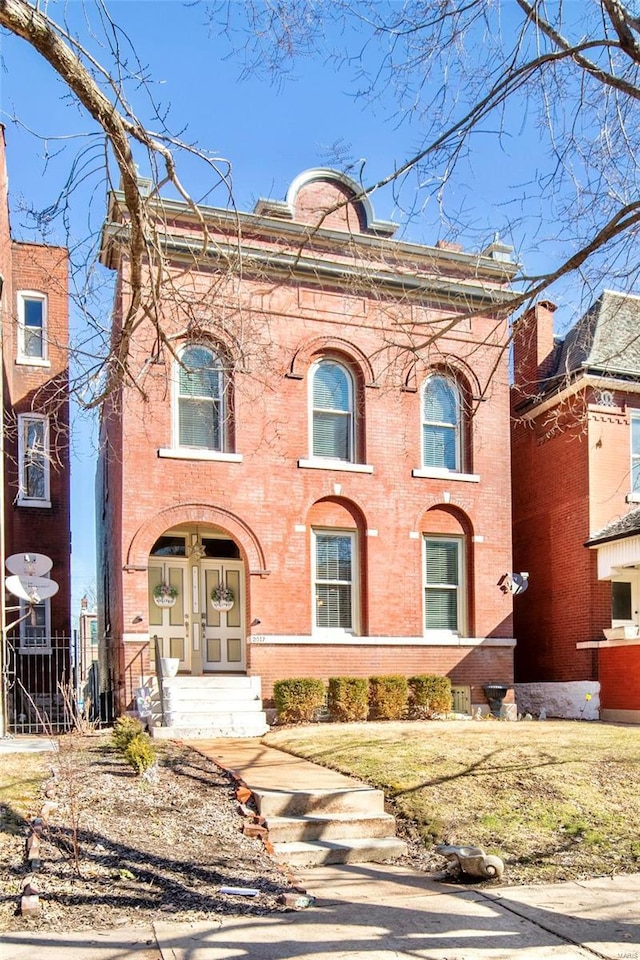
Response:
[6, 552, 52, 577]
[5, 574, 59, 604]
[511, 573, 529, 596]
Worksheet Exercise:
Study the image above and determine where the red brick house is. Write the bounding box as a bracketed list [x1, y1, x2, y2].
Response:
[512, 293, 640, 721]
[98, 167, 518, 735]
[0, 126, 71, 733]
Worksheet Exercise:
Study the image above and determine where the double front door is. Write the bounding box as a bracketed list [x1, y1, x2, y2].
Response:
[148, 559, 245, 672]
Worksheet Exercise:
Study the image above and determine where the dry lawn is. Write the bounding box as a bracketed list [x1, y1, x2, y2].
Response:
[264, 719, 640, 884]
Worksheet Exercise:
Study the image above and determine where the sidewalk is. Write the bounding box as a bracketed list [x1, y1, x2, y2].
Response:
[4, 739, 640, 959]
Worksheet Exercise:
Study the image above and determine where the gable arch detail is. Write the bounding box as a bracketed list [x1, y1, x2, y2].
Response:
[127, 504, 267, 571]
[289, 336, 376, 385]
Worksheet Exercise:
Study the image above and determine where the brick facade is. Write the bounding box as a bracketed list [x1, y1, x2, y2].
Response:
[0, 126, 71, 729]
[98, 168, 518, 713]
[512, 296, 640, 718]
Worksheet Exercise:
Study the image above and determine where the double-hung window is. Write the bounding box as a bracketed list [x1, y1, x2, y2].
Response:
[313, 530, 357, 632]
[177, 345, 225, 450]
[18, 414, 50, 506]
[422, 375, 461, 471]
[312, 360, 354, 461]
[424, 536, 464, 633]
[19, 598, 51, 652]
[18, 292, 47, 362]
[631, 412, 640, 493]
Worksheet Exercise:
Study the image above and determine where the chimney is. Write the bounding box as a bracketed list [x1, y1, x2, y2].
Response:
[512, 300, 557, 404]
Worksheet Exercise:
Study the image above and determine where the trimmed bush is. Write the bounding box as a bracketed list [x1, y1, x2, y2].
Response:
[327, 677, 369, 722]
[111, 715, 144, 752]
[368, 675, 408, 720]
[408, 675, 453, 718]
[123, 732, 157, 775]
[273, 678, 326, 724]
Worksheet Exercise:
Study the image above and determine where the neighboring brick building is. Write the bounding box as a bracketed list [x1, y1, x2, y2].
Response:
[98, 167, 518, 732]
[512, 292, 640, 721]
[0, 125, 71, 732]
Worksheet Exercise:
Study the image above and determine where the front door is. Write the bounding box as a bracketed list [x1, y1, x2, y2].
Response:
[201, 561, 245, 671]
[148, 560, 190, 671]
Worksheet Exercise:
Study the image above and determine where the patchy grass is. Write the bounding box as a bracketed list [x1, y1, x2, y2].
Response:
[263, 719, 640, 884]
[0, 749, 50, 836]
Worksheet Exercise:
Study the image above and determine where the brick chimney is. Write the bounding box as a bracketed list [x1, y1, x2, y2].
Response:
[512, 300, 557, 405]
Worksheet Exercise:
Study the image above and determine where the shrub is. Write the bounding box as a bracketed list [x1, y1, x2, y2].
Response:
[111, 715, 144, 752]
[123, 733, 157, 775]
[408, 675, 453, 718]
[368, 675, 408, 720]
[327, 677, 369, 722]
[273, 678, 326, 724]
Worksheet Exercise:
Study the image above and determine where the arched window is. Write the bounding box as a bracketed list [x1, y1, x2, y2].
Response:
[311, 359, 354, 461]
[422, 374, 462, 471]
[177, 344, 225, 450]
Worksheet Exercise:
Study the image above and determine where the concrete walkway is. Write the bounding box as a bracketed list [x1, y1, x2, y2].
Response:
[4, 738, 640, 959]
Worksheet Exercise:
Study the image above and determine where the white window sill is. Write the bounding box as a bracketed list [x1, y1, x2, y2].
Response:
[19, 646, 52, 655]
[412, 468, 480, 482]
[626, 491, 640, 504]
[298, 458, 374, 474]
[15, 357, 50, 368]
[158, 448, 243, 463]
[17, 498, 51, 509]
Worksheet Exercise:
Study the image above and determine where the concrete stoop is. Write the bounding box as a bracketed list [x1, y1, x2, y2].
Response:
[252, 784, 408, 867]
[149, 675, 269, 739]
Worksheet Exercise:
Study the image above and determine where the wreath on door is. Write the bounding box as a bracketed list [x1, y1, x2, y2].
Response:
[211, 582, 234, 611]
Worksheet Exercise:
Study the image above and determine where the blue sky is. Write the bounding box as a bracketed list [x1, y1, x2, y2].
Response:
[0, 1, 603, 620]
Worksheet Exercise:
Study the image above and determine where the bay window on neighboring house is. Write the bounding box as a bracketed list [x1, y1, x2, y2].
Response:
[176, 344, 226, 451]
[313, 530, 358, 633]
[311, 359, 355, 461]
[422, 374, 462, 472]
[631, 411, 640, 495]
[17, 413, 50, 507]
[17, 291, 47, 363]
[19, 598, 51, 652]
[424, 536, 465, 634]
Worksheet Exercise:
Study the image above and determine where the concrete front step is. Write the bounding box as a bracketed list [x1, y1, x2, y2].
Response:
[271, 836, 408, 867]
[264, 811, 397, 843]
[162, 699, 264, 713]
[252, 786, 385, 818]
[150, 718, 269, 739]
[163, 675, 261, 691]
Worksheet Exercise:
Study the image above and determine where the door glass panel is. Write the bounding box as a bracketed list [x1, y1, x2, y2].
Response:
[227, 638, 242, 662]
[168, 566, 184, 626]
[148, 566, 163, 626]
[226, 569, 241, 627]
[207, 637, 221, 662]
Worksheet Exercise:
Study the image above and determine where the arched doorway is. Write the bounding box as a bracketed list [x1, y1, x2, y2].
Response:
[148, 524, 246, 672]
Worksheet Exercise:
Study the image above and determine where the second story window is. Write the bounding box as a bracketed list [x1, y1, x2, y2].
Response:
[422, 374, 461, 471]
[312, 359, 354, 461]
[177, 345, 225, 451]
[18, 414, 50, 506]
[18, 292, 47, 362]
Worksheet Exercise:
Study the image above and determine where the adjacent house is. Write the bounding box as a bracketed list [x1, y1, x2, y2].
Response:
[97, 167, 519, 735]
[0, 125, 72, 733]
[511, 293, 640, 722]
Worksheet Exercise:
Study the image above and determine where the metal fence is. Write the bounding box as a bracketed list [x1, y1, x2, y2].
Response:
[4, 633, 72, 734]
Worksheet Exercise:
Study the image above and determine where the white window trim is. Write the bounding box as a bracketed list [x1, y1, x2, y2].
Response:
[412, 468, 479, 482]
[17, 413, 51, 507]
[423, 534, 466, 636]
[309, 358, 356, 463]
[421, 374, 462, 472]
[610, 572, 640, 630]
[19, 598, 52, 653]
[298, 458, 373, 474]
[172, 344, 226, 453]
[17, 290, 48, 364]
[631, 411, 640, 497]
[312, 528, 359, 635]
